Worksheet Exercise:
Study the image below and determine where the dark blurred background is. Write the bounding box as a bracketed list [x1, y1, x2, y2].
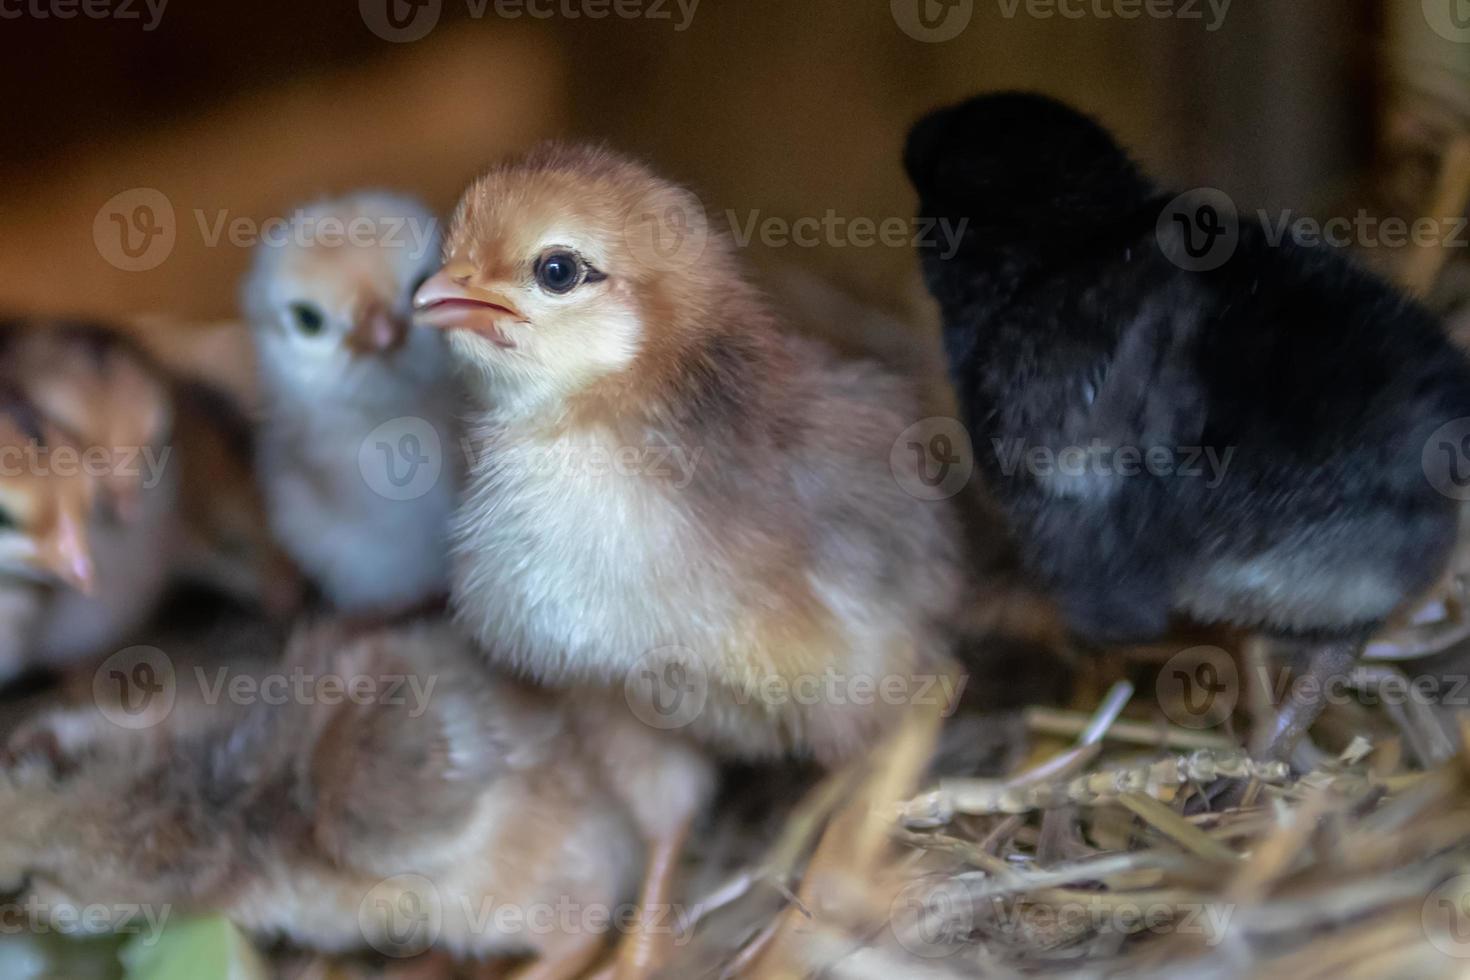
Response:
[0, 0, 1465, 325]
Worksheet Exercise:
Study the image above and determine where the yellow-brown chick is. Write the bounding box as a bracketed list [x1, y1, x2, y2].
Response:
[0, 618, 641, 978]
[419, 143, 963, 767]
[416, 145, 963, 977]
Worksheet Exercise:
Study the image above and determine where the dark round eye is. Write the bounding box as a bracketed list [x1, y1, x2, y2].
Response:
[289, 302, 325, 336]
[535, 251, 583, 295]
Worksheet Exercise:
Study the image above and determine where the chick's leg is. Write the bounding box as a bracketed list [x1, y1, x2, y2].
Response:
[503, 932, 608, 980]
[612, 815, 693, 980]
[1250, 642, 1359, 762]
[567, 690, 714, 980]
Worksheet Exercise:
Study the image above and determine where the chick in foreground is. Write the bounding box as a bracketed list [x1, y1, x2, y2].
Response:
[420, 144, 961, 762]
[0, 618, 641, 979]
[905, 92, 1470, 757]
[416, 144, 963, 974]
[244, 193, 461, 616]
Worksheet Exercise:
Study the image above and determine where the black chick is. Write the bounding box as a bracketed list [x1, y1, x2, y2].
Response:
[905, 92, 1470, 757]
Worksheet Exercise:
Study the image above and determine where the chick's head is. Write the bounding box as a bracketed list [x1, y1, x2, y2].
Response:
[243, 193, 447, 403]
[12, 326, 171, 523]
[0, 392, 96, 594]
[417, 144, 737, 413]
[904, 92, 1160, 299]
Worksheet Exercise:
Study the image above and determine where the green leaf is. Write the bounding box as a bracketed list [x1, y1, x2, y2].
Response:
[119, 916, 267, 980]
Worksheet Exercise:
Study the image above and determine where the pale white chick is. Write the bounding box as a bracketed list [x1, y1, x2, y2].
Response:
[244, 193, 462, 616]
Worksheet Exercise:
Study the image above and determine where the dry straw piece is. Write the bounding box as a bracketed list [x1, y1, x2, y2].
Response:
[694, 679, 1470, 980]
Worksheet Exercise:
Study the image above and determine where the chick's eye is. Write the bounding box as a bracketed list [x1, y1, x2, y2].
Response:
[535, 251, 583, 295]
[289, 302, 326, 336]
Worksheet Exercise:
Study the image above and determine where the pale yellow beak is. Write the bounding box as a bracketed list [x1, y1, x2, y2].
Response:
[344, 303, 409, 356]
[40, 510, 95, 594]
[413, 264, 525, 349]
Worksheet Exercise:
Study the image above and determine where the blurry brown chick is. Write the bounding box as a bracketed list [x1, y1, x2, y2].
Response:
[0, 320, 171, 522]
[0, 618, 641, 979]
[0, 319, 293, 676]
[415, 144, 963, 975]
[0, 389, 97, 678]
[0, 321, 178, 672]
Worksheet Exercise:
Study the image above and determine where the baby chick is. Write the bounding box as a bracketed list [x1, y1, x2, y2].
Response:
[0, 321, 177, 675]
[0, 389, 96, 676]
[0, 618, 641, 979]
[244, 193, 461, 616]
[0, 379, 178, 680]
[0, 320, 172, 523]
[0, 319, 287, 675]
[905, 92, 1470, 757]
[418, 144, 962, 762]
[416, 144, 962, 975]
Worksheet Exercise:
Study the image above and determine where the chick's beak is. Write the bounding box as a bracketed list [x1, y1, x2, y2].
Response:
[413, 264, 523, 349]
[345, 303, 409, 356]
[40, 511, 95, 594]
